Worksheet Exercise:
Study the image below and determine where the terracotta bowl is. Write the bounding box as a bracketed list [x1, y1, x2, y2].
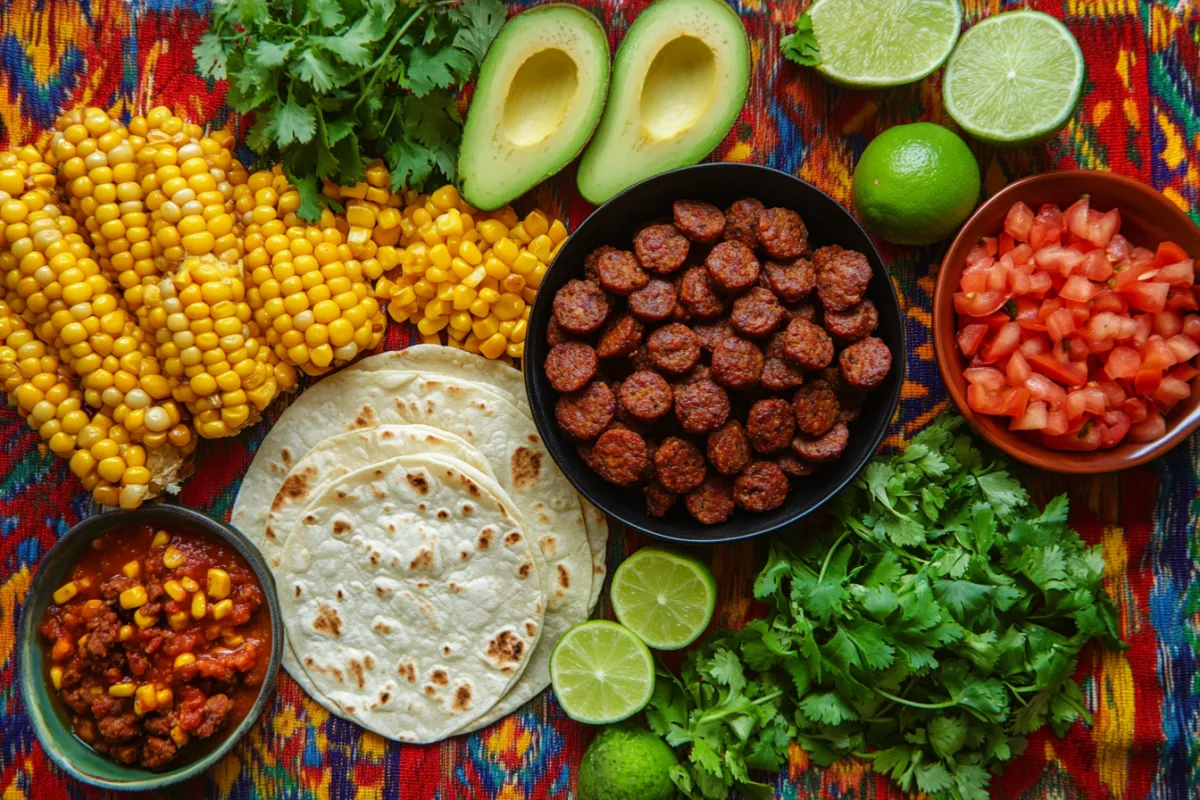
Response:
[934, 170, 1200, 473]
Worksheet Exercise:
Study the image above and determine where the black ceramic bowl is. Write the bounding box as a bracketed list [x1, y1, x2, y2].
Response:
[19, 505, 283, 790]
[525, 163, 904, 544]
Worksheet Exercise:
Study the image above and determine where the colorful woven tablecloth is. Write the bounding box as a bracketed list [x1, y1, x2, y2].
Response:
[3, 0, 1200, 797]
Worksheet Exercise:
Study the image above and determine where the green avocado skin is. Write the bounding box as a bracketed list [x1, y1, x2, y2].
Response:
[577, 726, 679, 800]
[576, 0, 750, 206]
[458, 4, 611, 211]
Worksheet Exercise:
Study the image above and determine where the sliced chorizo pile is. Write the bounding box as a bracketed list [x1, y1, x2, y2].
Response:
[544, 196, 894, 524]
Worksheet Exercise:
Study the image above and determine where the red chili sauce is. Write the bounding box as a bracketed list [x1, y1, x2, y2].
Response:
[39, 523, 271, 769]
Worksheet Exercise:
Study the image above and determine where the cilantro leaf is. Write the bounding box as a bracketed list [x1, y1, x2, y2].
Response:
[194, 32, 228, 80]
[780, 11, 820, 67]
[451, 0, 507, 64]
[408, 43, 475, 97]
[269, 96, 317, 147]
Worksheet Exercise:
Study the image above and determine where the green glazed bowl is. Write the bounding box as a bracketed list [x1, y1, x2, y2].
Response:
[19, 504, 283, 791]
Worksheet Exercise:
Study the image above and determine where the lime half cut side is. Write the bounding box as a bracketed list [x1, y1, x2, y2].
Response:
[943, 10, 1085, 146]
[808, 0, 963, 88]
[610, 548, 716, 650]
[549, 621, 655, 725]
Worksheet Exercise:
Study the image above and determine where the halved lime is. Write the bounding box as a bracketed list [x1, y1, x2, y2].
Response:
[943, 10, 1085, 146]
[807, 0, 963, 88]
[549, 621, 655, 725]
[610, 548, 716, 650]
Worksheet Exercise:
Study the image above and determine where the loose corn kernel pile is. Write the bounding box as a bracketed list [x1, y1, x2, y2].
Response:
[329, 178, 567, 363]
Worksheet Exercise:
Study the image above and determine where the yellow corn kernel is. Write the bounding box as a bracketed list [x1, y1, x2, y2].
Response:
[170, 726, 189, 747]
[510, 251, 539, 276]
[118, 625, 134, 642]
[479, 332, 508, 359]
[452, 284, 477, 311]
[493, 293, 525, 321]
[50, 666, 64, 689]
[417, 316, 449, 336]
[510, 223, 531, 244]
[548, 219, 568, 243]
[119, 585, 147, 609]
[493, 238, 519, 265]
[51, 639, 73, 660]
[528, 262, 548, 289]
[164, 580, 187, 602]
[191, 590, 207, 619]
[156, 688, 174, 708]
[134, 608, 158, 628]
[212, 599, 234, 620]
[482, 257, 510, 280]
[468, 297, 490, 318]
[221, 629, 245, 647]
[135, 684, 158, 714]
[472, 315, 500, 340]
[461, 266, 487, 289]
[449, 311, 473, 333]
[174, 653, 196, 669]
[108, 683, 135, 698]
[151, 530, 170, 548]
[206, 568, 231, 600]
[477, 287, 501, 305]
[180, 576, 200, 592]
[163, 545, 184, 569]
[478, 219, 508, 244]
[168, 611, 190, 630]
[506, 341, 525, 359]
[420, 332, 442, 345]
[53, 582, 78, 605]
[122, 560, 141, 579]
[528, 235, 553, 263]
[524, 210, 549, 237]
[522, 286, 538, 305]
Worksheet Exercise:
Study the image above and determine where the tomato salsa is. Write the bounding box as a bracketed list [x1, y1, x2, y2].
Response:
[954, 196, 1198, 450]
[39, 523, 270, 769]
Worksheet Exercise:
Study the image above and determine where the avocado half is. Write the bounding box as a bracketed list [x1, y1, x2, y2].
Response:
[458, 5, 611, 211]
[576, 0, 750, 206]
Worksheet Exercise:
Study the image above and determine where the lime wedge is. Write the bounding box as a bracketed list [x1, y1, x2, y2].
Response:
[807, 0, 963, 88]
[549, 621, 655, 725]
[610, 548, 716, 650]
[943, 10, 1084, 146]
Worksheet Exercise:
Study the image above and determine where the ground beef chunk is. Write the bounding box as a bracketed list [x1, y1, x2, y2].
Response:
[792, 422, 850, 463]
[733, 461, 789, 511]
[685, 477, 736, 524]
[840, 336, 892, 390]
[724, 198, 764, 247]
[781, 318, 834, 370]
[646, 323, 701, 375]
[678, 267, 726, 320]
[673, 200, 726, 243]
[654, 437, 707, 494]
[141, 736, 178, 769]
[99, 575, 138, 603]
[731, 287, 785, 337]
[756, 207, 808, 260]
[747, 398, 795, 453]
[555, 381, 616, 439]
[762, 259, 816, 304]
[619, 370, 674, 421]
[711, 337, 764, 389]
[596, 314, 645, 359]
[97, 713, 141, 742]
[544, 342, 598, 393]
[596, 249, 649, 296]
[111, 745, 141, 764]
[706, 420, 752, 476]
[824, 298, 878, 343]
[776, 451, 815, 478]
[191, 694, 234, 739]
[553, 279, 609, 334]
[705, 241, 760, 294]
[644, 481, 678, 517]
[793, 379, 840, 436]
[593, 428, 651, 487]
[693, 319, 734, 353]
[816, 248, 872, 311]
[143, 713, 175, 738]
[634, 224, 690, 274]
[674, 380, 730, 435]
[628, 279, 677, 322]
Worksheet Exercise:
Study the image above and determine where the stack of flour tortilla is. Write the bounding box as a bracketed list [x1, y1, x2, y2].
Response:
[231, 347, 608, 742]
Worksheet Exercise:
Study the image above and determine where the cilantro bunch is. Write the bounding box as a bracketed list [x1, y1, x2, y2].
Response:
[647, 415, 1122, 800]
[196, 0, 506, 219]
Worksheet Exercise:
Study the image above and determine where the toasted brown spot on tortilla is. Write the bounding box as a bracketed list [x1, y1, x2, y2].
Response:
[487, 631, 524, 665]
[265, 525, 276, 541]
[381, 429, 395, 439]
[409, 548, 434, 570]
[274, 466, 317, 511]
[557, 564, 570, 588]
[398, 662, 415, 683]
[418, 503, 427, 512]
[426, 400, 435, 414]
[407, 473, 429, 495]
[477, 528, 493, 550]
[539, 535, 557, 557]
[519, 562, 532, 579]
[463, 479, 480, 498]
[370, 553, 379, 566]
[461, 503, 473, 516]
[443, 646, 451, 655]
[437, 509, 449, 520]
[313, 604, 342, 637]
[379, 691, 390, 703]
[417, 582, 428, 589]
[387, 524, 395, 534]
[343, 703, 354, 713]
[424, 685, 436, 697]
[281, 448, 292, 466]
[336, 589, 344, 600]
[333, 520, 351, 535]
[453, 684, 471, 711]
[337, 490, 347, 500]
[526, 621, 537, 637]
[372, 485, 386, 500]
[365, 655, 374, 669]
[511, 447, 542, 490]
[374, 469, 383, 477]
[304, 514, 316, 524]
[374, 620, 391, 634]
[449, 582, 464, 593]
[353, 405, 377, 428]
[295, 585, 302, 597]
[528, 434, 539, 444]
[375, 585, 386, 597]
[505, 531, 522, 546]
[431, 669, 449, 686]
[350, 659, 365, 689]
[538, 513, 551, 526]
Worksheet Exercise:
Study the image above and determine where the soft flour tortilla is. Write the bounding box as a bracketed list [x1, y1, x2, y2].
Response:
[277, 454, 543, 742]
[344, 346, 609, 609]
[257, 425, 513, 723]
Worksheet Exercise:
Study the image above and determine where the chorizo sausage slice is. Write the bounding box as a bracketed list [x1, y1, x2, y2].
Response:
[544, 341, 598, 393]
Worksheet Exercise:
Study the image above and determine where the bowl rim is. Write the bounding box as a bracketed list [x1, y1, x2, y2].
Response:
[525, 161, 905, 544]
[934, 168, 1200, 473]
[18, 503, 284, 791]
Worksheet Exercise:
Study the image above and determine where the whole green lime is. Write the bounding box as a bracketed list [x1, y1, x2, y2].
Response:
[852, 122, 981, 246]
[577, 725, 679, 800]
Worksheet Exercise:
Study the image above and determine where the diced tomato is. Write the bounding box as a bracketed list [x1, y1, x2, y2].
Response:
[1108, 234, 1131, 264]
[1010, 400, 1049, 431]
[1168, 364, 1199, 383]
[1043, 409, 1070, 436]
[1082, 249, 1114, 281]
[1026, 373, 1067, 408]
[1155, 376, 1191, 408]
[1122, 397, 1149, 423]
[967, 384, 1006, 415]
[1112, 260, 1157, 290]
[1184, 315, 1200, 341]
[1009, 270, 1033, 295]
[1029, 204, 1066, 249]
[1142, 336, 1177, 370]
[1065, 387, 1104, 420]
[1010, 243, 1035, 266]
[957, 323, 988, 357]
[966, 241, 996, 267]
[1098, 410, 1131, 448]
[1155, 259, 1194, 286]
[1045, 422, 1102, 451]
[954, 291, 1008, 317]
[1154, 311, 1184, 338]
[1030, 353, 1087, 387]
[1126, 281, 1170, 312]
[1020, 337, 1050, 358]
[1006, 350, 1032, 386]
[1166, 333, 1200, 363]
[999, 387, 1030, 417]
[964, 367, 1006, 390]
[1037, 297, 1063, 322]
[1104, 346, 1142, 380]
[1034, 245, 1086, 277]
[1059, 274, 1097, 303]
[1086, 208, 1121, 248]
[1132, 314, 1153, 347]
[979, 321, 1020, 363]
[1085, 312, 1134, 343]
[1165, 287, 1199, 312]
[1097, 381, 1127, 407]
[1130, 247, 1156, 270]
[999, 233, 1016, 256]
[1065, 390, 1087, 420]
[1086, 337, 1115, 355]
[1129, 411, 1167, 443]
[1005, 202, 1034, 242]
[1045, 308, 1076, 342]
[1155, 241, 1190, 268]
[1064, 198, 1090, 241]
[961, 264, 990, 293]
[1028, 271, 1053, 297]
[1091, 289, 1128, 314]
[1133, 368, 1163, 396]
[1065, 337, 1089, 362]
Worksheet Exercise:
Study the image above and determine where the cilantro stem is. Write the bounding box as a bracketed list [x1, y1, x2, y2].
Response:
[871, 687, 956, 710]
[818, 530, 852, 583]
[695, 690, 784, 725]
[351, 4, 429, 113]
